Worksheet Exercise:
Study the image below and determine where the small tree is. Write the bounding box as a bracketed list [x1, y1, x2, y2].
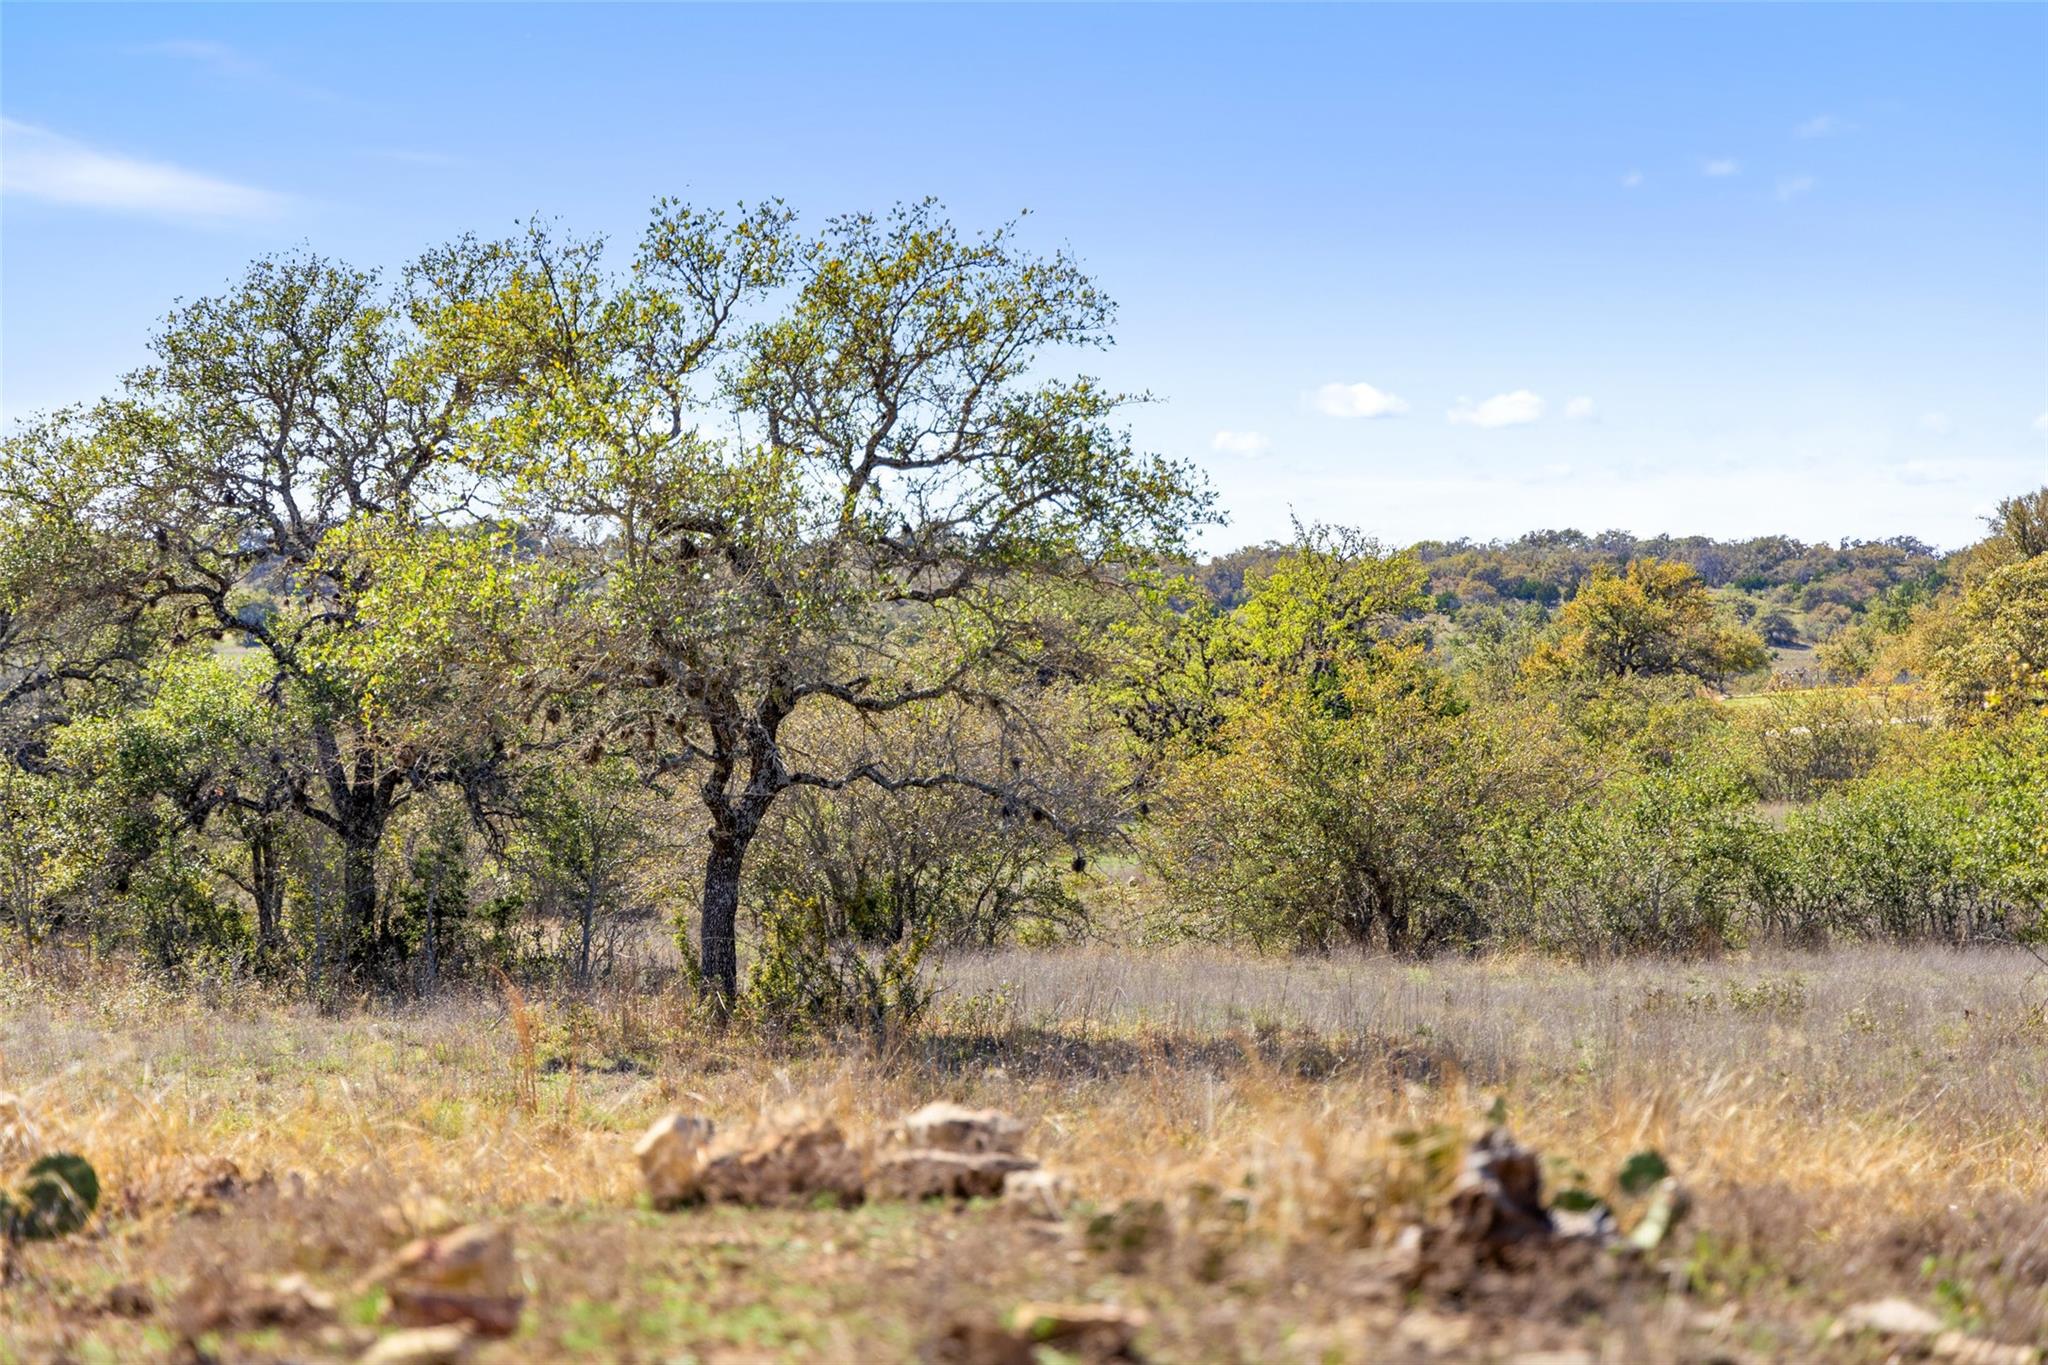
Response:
[1, 254, 527, 981]
[1142, 529, 1581, 952]
[1925, 557, 2048, 722]
[53, 652, 291, 960]
[1525, 557, 1767, 687]
[507, 761, 656, 982]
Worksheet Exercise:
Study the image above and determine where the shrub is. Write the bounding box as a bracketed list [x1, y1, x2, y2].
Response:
[1486, 758, 1760, 957]
[1148, 652, 1578, 952]
[745, 693, 1116, 950]
[739, 894, 937, 1040]
[1767, 778, 1981, 942]
[1732, 687, 1912, 802]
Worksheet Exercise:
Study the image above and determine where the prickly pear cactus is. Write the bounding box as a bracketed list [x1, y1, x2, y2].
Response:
[7, 1152, 100, 1241]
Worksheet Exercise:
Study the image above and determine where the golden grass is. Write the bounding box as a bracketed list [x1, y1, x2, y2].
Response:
[2, 945, 2044, 1360]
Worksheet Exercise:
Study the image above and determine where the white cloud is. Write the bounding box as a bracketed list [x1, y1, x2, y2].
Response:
[1796, 113, 1850, 139]
[0, 119, 286, 222]
[1564, 396, 1596, 421]
[1621, 170, 1644, 189]
[1703, 158, 1741, 177]
[1449, 390, 1545, 429]
[2034, 412, 2048, 435]
[1312, 381, 1409, 419]
[1919, 412, 1954, 436]
[1210, 429, 1271, 457]
[1776, 174, 1815, 202]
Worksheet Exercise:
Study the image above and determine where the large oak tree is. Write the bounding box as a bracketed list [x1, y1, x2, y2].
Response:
[441, 200, 1211, 1007]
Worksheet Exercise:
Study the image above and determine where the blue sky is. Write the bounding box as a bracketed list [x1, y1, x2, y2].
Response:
[4, 3, 2044, 552]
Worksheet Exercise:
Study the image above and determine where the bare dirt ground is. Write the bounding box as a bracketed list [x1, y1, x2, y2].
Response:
[2, 945, 2044, 1362]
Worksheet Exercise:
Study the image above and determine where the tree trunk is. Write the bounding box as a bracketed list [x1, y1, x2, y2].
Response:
[577, 884, 596, 983]
[1364, 864, 1408, 953]
[422, 882, 439, 989]
[698, 825, 754, 1016]
[250, 829, 283, 960]
[341, 831, 382, 980]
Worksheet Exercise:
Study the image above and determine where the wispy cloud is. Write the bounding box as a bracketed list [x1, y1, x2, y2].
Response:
[1312, 381, 1409, 419]
[1621, 170, 1644, 189]
[1210, 430, 1270, 457]
[2034, 412, 2048, 435]
[1776, 174, 1815, 202]
[136, 39, 269, 80]
[1702, 158, 1741, 178]
[1795, 113, 1851, 139]
[1919, 411, 1954, 436]
[1449, 390, 1545, 429]
[0, 118, 287, 223]
[1564, 396, 1596, 421]
[133, 37, 344, 105]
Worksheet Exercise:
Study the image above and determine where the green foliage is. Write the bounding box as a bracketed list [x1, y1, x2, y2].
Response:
[1412, 527, 1941, 619]
[5, 1153, 101, 1242]
[1742, 720, 2047, 946]
[1989, 487, 2048, 561]
[389, 802, 474, 977]
[1731, 687, 1905, 802]
[738, 894, 937, 1040]
[1525, 557, 1768, 686]
[1488, 756, 1760, 957]
[750, 783, 1086, 950]
[1616, 1149, 1670, 1197]
[301, 519, 533, 743]
[1925, 555, 2048, 722]
[1224, 524, 1431, 694]
[1151, 642, 1579, 952]
[746, 695, 1110, 950]
[131, 855, 247, 972]
[441, 197, 1212, 1006]
[0, 761, 105, 947]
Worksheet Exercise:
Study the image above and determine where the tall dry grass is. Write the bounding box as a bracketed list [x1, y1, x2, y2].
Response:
[1, 943, 2043, 1356]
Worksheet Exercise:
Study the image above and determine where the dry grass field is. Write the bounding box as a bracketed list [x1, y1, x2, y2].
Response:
[2, 945, 2044, 1362]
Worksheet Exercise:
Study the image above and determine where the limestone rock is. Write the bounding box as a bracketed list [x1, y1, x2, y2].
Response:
[633, 1113, 716, 1209]
[896, 1101, 1026, 1155]
[183, 1271, 336, 1332]
[1932, 1332, 2043, 1365]
[1001, 1167, 1073, 1220]
[377, 1222, 522, 1338]
[359, 1325, 476, 1365]
[159, 1154, 271, 1214]
[1832, 1297, 1944, 1342]
[1446, 1128, 1552, 1250]
[378, 1190, 460, 1239]
[1825, 1299, 2041, 1364]
[868, 1148, 1038, 1202]
[693, 1107, 863, 1209]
